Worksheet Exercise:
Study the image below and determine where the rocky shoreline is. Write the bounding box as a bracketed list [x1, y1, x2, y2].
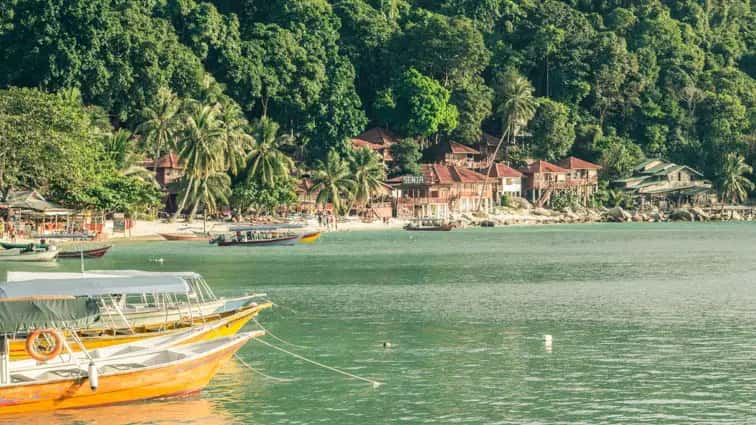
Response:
[450, 198, 754, 227]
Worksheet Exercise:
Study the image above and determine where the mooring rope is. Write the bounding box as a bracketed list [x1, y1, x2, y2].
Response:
[270, 301, 299, 315]
[252, 318, 309, 349]
[233, 353, 296, 382]
[252, 338, 383, 388]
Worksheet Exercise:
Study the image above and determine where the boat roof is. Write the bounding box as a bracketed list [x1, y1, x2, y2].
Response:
[7, 270, 203, 281]
[229, 224, 306, 231]
[1, 273, 191, 297]
[0, 296, 100, 332]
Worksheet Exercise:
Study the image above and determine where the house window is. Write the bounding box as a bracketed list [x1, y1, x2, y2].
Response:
[505, 178, 512, 185]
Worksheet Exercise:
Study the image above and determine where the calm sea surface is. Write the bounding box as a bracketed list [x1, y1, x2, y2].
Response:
[2, 223, 756, 424]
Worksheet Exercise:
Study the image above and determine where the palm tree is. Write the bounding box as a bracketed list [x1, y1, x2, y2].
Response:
[478, 72, 537, 210]
[103, 129, 155, 182]
[242, 118, 294, 186]
[310, 151, 356, 215]
[219, 101, 254, 176]
[136, 87, 182, 173]
[189, 171, 231, 232]
[718, 153, 754, 205]
[172, 103, 225, 222]
[350, 147, 386, 210]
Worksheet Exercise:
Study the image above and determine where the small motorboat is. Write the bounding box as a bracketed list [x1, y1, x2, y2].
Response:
[404, 218, 454, 231]
[298, 231, 322, 244]
[0, 249, 58, 262]
[210, 225, 320, 247]
[159, 233, 209, 241]
[57, 245, 112, 259]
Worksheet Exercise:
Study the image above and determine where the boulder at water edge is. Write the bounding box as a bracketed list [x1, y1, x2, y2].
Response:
[669, 208, 694, 221]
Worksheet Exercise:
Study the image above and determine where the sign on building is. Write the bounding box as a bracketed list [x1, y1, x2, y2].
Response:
[403, 175, 425, 185]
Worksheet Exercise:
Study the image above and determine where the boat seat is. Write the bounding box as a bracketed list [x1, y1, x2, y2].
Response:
[10, 373, 37, 383]
[37, 368, 86, 381]
[99, 363, 146, 374]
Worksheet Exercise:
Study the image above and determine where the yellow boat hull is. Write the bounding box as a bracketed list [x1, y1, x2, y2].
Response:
[10, 302, 271, 360]
[298, 231, 321, 244]
[0, 335, 254, 415]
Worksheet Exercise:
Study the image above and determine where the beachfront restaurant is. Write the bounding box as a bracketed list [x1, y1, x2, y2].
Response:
[0, 190, 104, 238]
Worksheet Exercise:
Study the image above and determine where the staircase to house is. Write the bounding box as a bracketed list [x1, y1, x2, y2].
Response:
[535, 188, 554, 207]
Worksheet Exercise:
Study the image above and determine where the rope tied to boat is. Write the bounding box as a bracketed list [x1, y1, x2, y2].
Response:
[252, 337, 383, 388]
[233, 353, 296, 383]
[252, 318, 308, 349]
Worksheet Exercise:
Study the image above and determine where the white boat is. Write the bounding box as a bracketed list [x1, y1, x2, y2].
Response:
[3, 270, 262, 329]
[0, 249, 58, 262]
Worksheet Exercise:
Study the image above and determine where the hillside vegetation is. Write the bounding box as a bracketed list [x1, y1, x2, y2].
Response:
[0, 0, 753, 212]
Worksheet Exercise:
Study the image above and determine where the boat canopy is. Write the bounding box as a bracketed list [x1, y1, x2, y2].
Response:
[229, 224, 306, 231]
[0, 296, 100, 333]
[7, 270, 202, 282]
[0, 275, 190, 298]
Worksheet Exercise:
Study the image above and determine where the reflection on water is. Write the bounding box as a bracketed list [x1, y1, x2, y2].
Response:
[0, 398, 234, 425]
[1, 223, 756, 423]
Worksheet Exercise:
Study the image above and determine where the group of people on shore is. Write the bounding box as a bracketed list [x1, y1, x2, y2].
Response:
[316, 211, 338, 231]
[0, 220, 22, 241]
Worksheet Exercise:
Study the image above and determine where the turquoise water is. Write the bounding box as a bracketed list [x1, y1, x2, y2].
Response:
[2, 223, 756, 424]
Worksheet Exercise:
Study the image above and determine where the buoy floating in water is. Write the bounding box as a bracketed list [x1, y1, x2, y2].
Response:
[382, 341, 392, 348]
[544, 334, 553, 352]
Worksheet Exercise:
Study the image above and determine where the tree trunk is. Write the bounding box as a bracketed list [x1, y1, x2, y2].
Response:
[153, 139, 161, 174]
[170, 176, 195, 222]
[187, 197, 200, 224]
[476, 131, 510, 212]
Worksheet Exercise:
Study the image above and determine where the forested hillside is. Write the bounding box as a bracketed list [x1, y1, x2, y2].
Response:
[0, 0, 754, 211]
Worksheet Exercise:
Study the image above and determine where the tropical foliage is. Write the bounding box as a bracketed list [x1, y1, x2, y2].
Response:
[310, 151, 356, 214]
[349, 147, 386, 208]
[718, 153, 754, 204]
[0, 0, 753, 211]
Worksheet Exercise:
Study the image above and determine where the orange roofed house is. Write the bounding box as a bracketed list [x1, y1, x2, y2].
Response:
[139, 152, 185, 212]
[395, 164, 497, 219]
[425, 140, 485, 169]
[488, 163, 524, 201]
[521, 157, 601, 207]
[559, 156, 601, 204]
[350, 127, 400, 164]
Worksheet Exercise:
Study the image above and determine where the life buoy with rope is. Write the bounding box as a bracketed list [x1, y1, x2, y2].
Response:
[25, 328, 64, 362]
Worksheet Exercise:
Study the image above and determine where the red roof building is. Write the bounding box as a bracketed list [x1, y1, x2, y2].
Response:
[355, 127, 400, 146]
[139, 153, 184, 190]
[520, 158, 602, 207]
[351, 138, 393, 162]
[488, 163, 524, 201]
[425, 140, 485, 168]
[352, 127, 399, 163]
[137, 152, 186, 212]
[396, 164, 497, 218]
[559, 156, 602, 171]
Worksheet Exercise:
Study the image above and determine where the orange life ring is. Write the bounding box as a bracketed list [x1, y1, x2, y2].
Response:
[25, 329, 64, 362]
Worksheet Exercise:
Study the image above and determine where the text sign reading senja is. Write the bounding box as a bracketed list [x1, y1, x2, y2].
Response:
[403, 175, 425, 185]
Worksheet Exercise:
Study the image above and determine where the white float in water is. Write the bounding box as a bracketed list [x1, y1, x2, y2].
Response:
[544, 334, 553, 352]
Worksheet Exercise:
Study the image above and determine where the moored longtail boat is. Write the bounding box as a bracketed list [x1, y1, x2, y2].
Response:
[298, 231, 322, 244]
[0, 249, 58, 262]
[210, 224, 321, 247]
[159, 233, 209, 241]
[57, 245, 112, 259]
[0, 272, 271, 359]
[6, 302, 270, 360]
[0, 334, 258, 415]
[5, 270, 262, 328]
[0, 297, 261, 415]
[403, 218, 454, 231]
